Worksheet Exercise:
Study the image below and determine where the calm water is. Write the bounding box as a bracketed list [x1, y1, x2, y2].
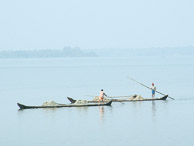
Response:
[0, 56, 194, 146]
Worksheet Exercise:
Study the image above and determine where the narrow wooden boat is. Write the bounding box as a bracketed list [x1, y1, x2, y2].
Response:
[67, 95, 168, 104]
[17, 100, 112, 110]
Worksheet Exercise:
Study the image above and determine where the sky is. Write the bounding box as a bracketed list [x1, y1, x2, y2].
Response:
[0, 0, 193, 50]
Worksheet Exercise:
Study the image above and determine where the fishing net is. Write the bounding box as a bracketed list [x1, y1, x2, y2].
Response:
[131, 95, 144, 100]
[42, 101, 59, 106]
[74, 100, 88, 104]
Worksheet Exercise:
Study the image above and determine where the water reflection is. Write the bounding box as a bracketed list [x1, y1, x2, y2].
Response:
[131, 101, 143, 115]
[75, 106, 89, 112]
[152, 101, 156, 117]
[17, 108, 59, 112]
[99, 106, 104, 121]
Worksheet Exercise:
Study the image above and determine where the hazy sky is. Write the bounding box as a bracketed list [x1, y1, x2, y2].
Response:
[0, 0, 193, 50]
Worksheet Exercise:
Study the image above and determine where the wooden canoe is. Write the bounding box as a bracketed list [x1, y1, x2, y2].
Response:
[17, 100, 112, 110]
[67, 95, 168, 104]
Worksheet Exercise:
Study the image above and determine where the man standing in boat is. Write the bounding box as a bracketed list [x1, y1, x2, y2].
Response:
[99, 89, 107, 102]
[151, 83, 156, 98]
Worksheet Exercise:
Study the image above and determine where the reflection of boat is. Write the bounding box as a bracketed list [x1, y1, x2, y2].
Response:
[67, 95, 168, 103]
[17, 100, 112, 110]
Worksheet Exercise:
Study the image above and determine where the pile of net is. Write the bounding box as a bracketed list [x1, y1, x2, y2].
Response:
[129, 95, 144, 101]
[74, 100, 88, 104]
[42, 101, 59, 106]
[92, 96, 110, 102]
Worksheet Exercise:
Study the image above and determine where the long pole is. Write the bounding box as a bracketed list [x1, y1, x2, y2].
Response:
[128, 77, 174, 100]
[105, 95, 125, 104]
[85, 95, 133, 98]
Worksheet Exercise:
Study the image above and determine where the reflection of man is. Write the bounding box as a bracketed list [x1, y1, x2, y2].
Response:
[99, 106, 105, 121]
[99, 106, 104, 118]
[152, 101, 156, 117]
[99, 89, 107, 102]
[151, 83, 156, 98]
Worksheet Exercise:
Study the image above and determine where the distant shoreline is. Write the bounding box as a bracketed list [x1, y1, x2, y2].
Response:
[0, 46, 193, 58]
[0, 47, 97, 58]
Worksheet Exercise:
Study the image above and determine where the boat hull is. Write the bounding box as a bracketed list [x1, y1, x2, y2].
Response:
[17, 100, 112, 110]
[67, 95, 168, 104]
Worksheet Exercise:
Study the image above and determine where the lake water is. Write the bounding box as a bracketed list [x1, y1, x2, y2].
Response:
[0, 56, 194, 146]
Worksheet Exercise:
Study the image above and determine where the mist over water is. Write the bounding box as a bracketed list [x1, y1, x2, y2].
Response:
[0, 56, 194, 146]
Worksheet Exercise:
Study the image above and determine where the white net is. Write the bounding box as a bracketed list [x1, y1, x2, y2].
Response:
[42, 101, 59, 106]
[74, 100, 88, 104]
[129, 95, 144, 100]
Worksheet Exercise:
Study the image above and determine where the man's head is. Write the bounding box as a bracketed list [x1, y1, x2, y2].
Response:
[101, 89, 103, 91]
[152, 83, 154, 86]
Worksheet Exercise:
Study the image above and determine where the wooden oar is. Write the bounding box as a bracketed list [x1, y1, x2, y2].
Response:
[105, 95, 125, 104]
[85, 95, 98, 97]
[85, 95, 133, 98]
[128, 77, 175, 100]
[109, 95, 133, 98]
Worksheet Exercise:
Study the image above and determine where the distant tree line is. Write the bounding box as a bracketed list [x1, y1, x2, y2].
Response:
[0, 47, 97, 58]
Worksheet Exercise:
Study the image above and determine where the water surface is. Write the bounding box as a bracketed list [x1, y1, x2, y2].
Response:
[0, 56, 194, 146]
